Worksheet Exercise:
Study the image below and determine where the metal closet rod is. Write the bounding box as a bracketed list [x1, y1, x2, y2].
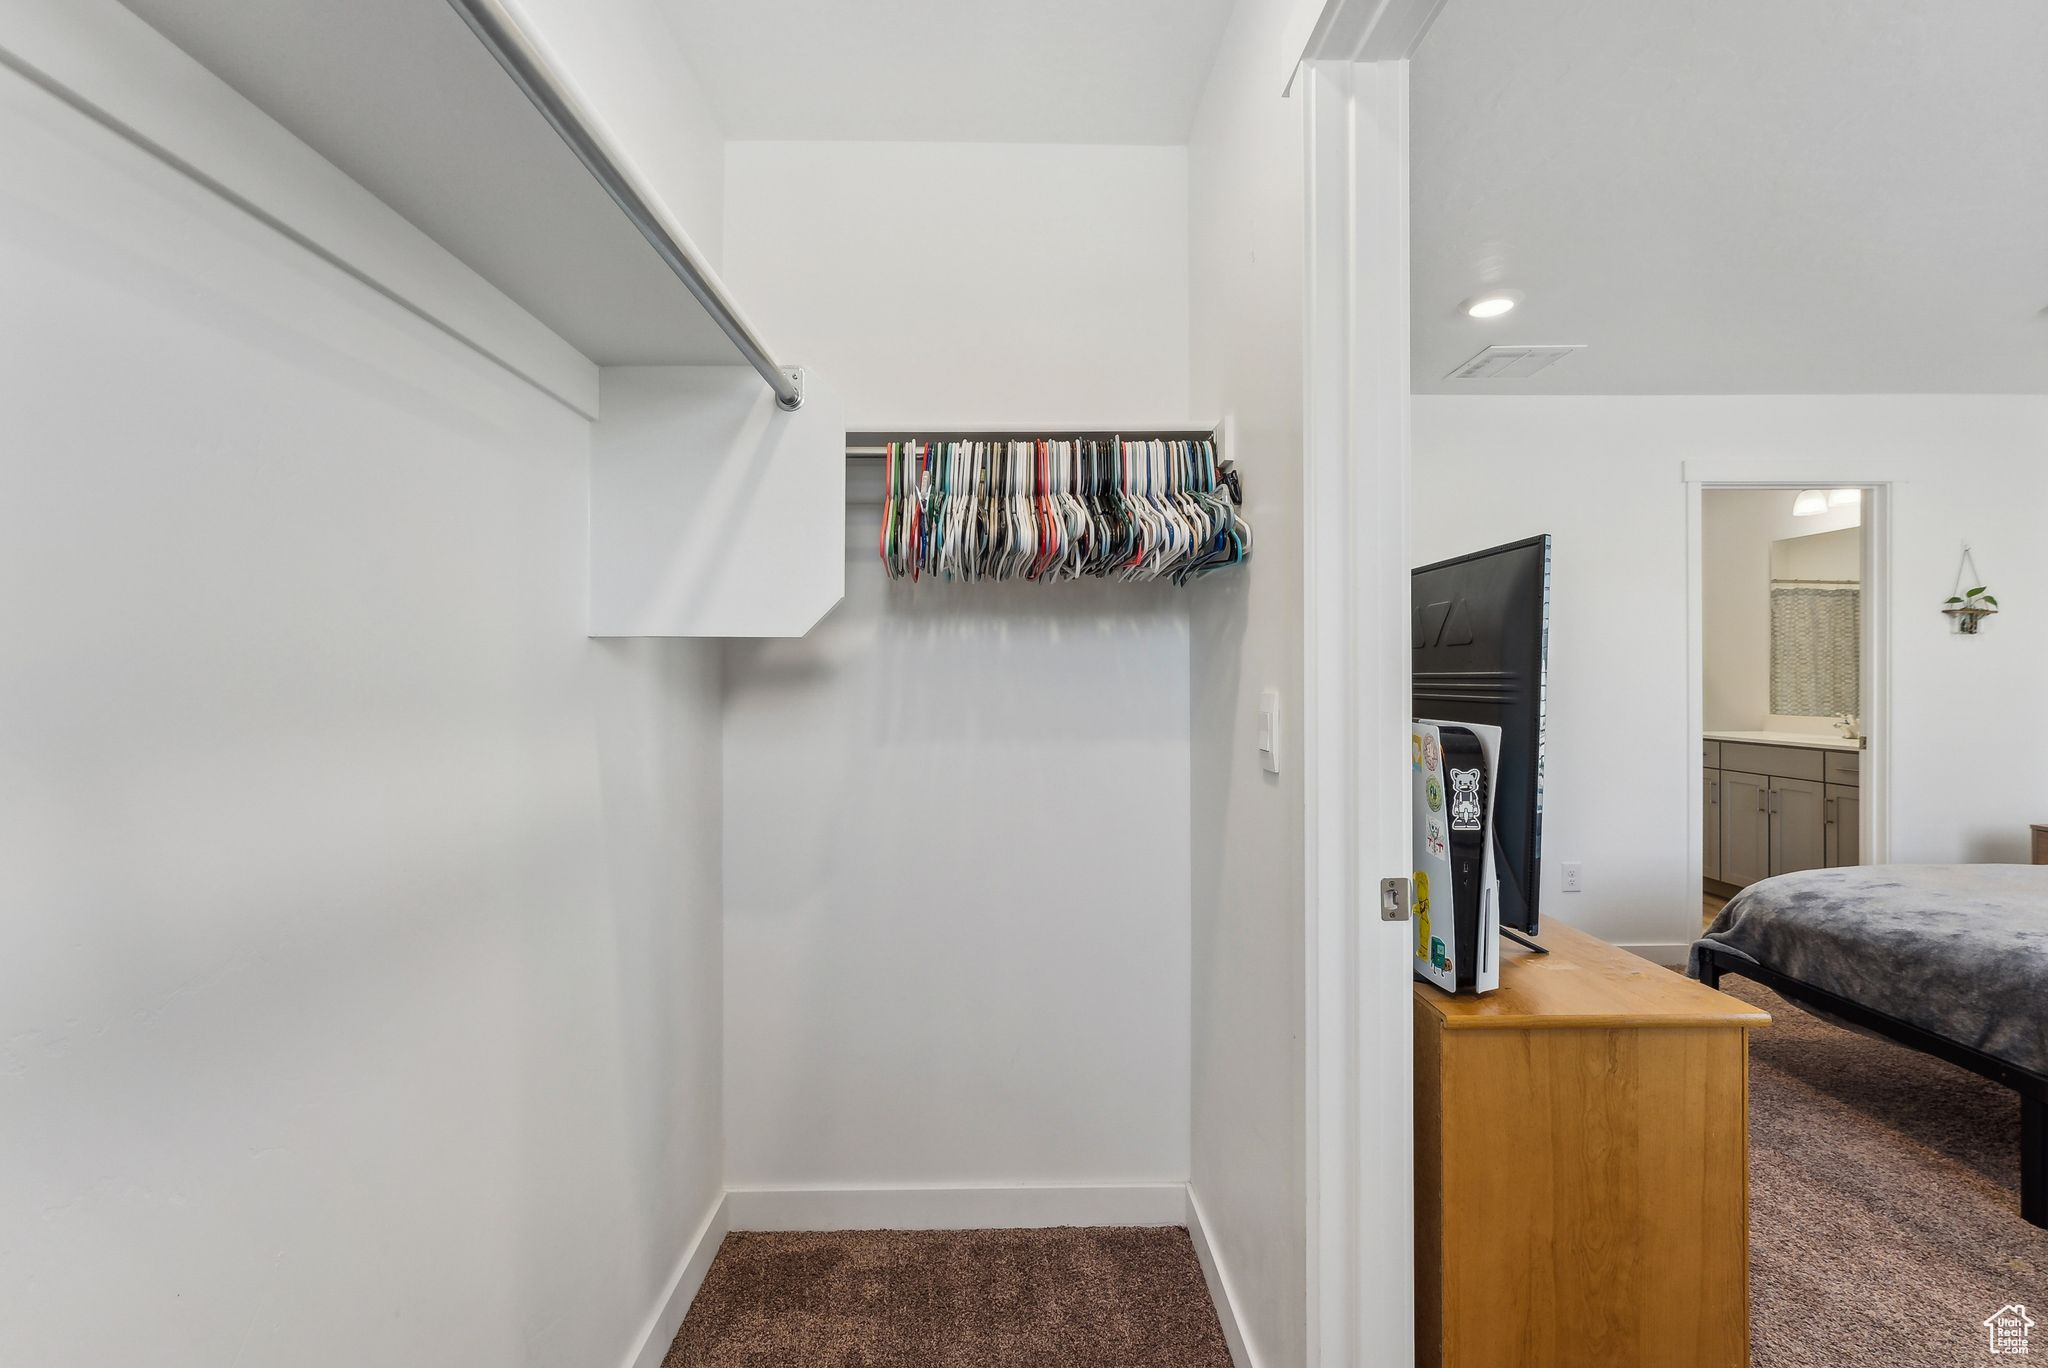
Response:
[845, 428, 1220, 458]
[444, 0, 803, 411]
[844, 428, 1244, 505]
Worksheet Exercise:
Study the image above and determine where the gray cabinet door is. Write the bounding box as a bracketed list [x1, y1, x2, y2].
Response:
[1826, 784, 1861, 868]
[1770, 775, 1827, 877]
[1702, 769, 1722, 881]
[1720, 771, 1770, 888]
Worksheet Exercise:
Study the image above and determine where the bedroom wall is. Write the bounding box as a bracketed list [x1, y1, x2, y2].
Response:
[1186, 0, 1310, 1360]
[715, 141, 1195, 1189]
[1415, 394, 2048, 958]
[0, 66, 723, 1368]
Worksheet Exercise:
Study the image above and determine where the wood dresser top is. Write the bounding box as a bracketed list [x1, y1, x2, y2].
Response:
[1414, 921, 1770, 1031]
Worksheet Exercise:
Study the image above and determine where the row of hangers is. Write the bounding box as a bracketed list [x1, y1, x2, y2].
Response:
[878, 438, 1251, 584]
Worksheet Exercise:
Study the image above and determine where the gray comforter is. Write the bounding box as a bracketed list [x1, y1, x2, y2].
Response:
[1691, 864, 2048, 1079]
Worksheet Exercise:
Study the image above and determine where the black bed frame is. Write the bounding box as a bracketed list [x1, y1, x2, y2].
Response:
[1696, 944, 2048, 1230]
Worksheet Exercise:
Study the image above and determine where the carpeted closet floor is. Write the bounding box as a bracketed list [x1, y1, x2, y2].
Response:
[1731, 976, 2048, 1366]
[662, 1225, 1233, 1368]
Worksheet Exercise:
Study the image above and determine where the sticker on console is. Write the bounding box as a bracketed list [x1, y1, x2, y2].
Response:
[1449, 768, 1483, 831]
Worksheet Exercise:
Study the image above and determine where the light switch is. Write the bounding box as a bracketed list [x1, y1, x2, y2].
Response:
[1258, 689, 1280, 774]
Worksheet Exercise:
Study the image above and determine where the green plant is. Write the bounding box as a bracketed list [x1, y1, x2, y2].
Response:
[1943, 585, 1999, 634]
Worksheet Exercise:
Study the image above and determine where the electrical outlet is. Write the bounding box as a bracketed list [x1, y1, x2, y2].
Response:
[1561, 862, 1584, 893]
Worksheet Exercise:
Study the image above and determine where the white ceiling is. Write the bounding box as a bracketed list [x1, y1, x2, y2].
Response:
[660, 0, 1237, 144]
[119, 0, 740, 366]
[1412, 0, 2048, 394]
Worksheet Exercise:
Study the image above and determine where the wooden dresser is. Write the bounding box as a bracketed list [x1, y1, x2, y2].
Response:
[1414, 922, 1769, 1368]
[2032, 823, 2048, 865]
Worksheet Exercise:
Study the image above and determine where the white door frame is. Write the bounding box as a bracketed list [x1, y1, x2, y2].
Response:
[1683, 460, 1904, 900]
[1296, 2, 1447, 1363]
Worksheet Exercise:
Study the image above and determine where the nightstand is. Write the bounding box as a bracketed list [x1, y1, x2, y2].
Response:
[2034, 825, 2048, 866]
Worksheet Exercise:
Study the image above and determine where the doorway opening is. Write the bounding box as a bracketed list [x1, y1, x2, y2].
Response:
[1692, 482, 1889, 926]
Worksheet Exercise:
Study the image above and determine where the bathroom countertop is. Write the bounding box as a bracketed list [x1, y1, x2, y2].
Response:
[1703, 729, 1864, 753]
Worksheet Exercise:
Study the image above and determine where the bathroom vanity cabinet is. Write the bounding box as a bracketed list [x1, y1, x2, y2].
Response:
[1703, 736, 1860, 892]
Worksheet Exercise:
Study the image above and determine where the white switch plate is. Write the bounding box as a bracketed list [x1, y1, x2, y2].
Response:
[1258, 689, 1280, 774]
[1561, 862, 1583, 893]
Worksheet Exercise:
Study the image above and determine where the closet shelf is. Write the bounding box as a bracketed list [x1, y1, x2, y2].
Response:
[847, 424, 1220, 453]
[449, 0, 801, 409]
[117, 0, 801, 403]
[849, 424, 1243, 507]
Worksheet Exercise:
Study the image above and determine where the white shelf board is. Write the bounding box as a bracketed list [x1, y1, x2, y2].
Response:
[117, 0, 744, 369]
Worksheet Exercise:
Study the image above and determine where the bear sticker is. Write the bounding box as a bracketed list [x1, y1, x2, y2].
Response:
[1449, 768, 1483, 832]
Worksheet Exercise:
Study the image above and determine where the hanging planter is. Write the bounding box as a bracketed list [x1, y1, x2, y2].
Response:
[1943, 590, 1998, 633]
[1943, 546, 1999, 634]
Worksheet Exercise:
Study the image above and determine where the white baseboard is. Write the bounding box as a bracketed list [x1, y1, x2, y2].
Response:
[1618, 941, 1695, 969]
[622, 1192, 729, 1368]
[1185, 1186, 1256, 1368]
[724, 1182, 1189, 1232]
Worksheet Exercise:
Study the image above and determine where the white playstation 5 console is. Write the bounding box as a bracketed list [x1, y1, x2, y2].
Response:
[1411, 718, 1502, 995]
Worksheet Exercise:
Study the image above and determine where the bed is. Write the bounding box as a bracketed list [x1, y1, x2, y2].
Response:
[1691, 864, 2048, 1228]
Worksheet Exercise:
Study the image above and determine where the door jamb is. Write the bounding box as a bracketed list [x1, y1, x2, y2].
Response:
[1296, 1, 1447, 1361]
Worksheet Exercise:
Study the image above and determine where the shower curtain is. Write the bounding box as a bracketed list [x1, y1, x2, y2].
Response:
[1770, 585, 1860, 717]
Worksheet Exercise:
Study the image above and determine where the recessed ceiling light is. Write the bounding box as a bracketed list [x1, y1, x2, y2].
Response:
[1461, 290, 1522, 319]
[1792, 489, 1829, 516]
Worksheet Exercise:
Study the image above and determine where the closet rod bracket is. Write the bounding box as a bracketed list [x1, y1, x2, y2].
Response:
[1218, 459, 1243, 507]
[777, 368, 806, 412]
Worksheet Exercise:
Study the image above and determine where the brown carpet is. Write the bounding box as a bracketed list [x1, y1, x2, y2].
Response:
[1733, 976, 2048, 1366]
[662, 1226, 1233, 1368]
[666, 979, 2048, 1367]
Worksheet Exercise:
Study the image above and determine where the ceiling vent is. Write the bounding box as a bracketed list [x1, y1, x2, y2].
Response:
[1447, 344, 1584, 380]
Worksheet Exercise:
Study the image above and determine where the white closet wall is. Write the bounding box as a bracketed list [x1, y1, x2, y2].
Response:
[0, 70, 722, 1368]
[1185, 0, 1313, 1363]
[723, 142, 1190, 429]
[716, 142, 1197, 1190]
[506, 0, 729, 268]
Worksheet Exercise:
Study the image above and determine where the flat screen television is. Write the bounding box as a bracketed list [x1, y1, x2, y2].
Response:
[1412, 535, 1550, 935]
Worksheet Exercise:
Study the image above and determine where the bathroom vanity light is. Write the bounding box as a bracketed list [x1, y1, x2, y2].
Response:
[1792, 489, 1829, 516]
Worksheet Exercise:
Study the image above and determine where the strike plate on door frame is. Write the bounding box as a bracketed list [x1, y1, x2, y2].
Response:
[1379, 877, 1410, 921]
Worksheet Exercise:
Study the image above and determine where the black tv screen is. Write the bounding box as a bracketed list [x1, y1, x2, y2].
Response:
[1412, 535, 1550, 934]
